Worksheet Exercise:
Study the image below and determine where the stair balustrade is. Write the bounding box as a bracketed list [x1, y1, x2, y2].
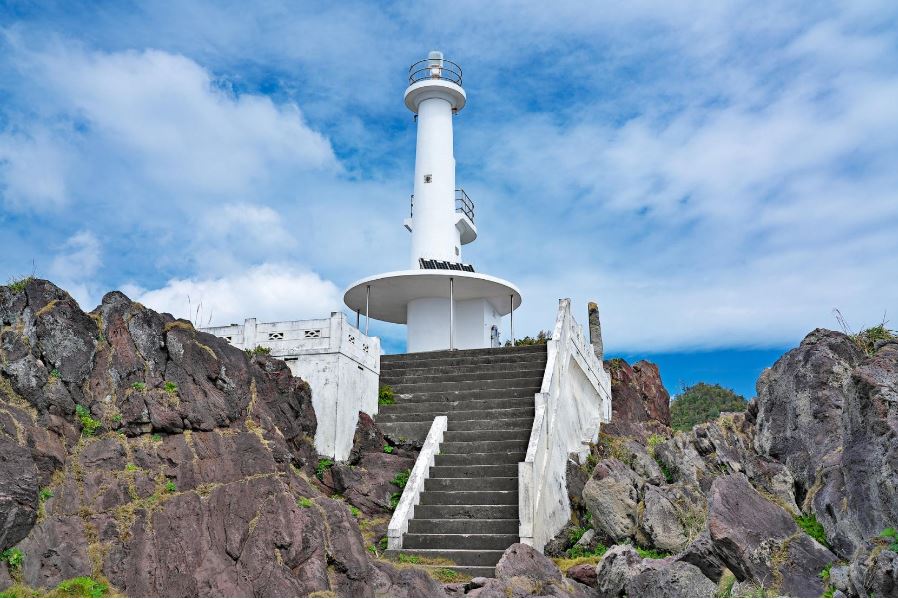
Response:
[387, 415, 448, 549]
[518, 298, 613, 551]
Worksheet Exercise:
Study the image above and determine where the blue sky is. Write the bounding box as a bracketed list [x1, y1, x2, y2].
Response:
[2, 1, 897, 399]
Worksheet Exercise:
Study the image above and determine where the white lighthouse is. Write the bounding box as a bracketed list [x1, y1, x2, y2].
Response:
[344, 51, 521, 352]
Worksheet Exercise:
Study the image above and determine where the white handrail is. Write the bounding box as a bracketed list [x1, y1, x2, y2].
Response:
[518, 299, 612, 551]
[387, 415, 448, 549]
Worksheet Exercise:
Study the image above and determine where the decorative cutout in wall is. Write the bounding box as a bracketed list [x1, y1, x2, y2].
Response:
[268, 332, 285, 340]
[303, 329, 322, 338]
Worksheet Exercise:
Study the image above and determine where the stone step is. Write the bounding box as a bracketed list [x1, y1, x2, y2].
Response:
[376, 406, 535, 424]
[429, 464, 519, 478]
[379, 419, 533, 444]
[419, 490, 518, 506]
[394, 386, 538, 402]
[434, 451, 526, 466]
[381, 344, 547, 364]
[381, 367, 545, 386]
[407, 518, 519, 535]
[439, 439, 528, 454]
[403, 533, 519, 550]
[448, 417, 534, 432]
[443, 429, 531, 442]
[424, 477, 518, 492]
[390, 376, 542, 394]
[389, 548, 507, 567]
[379, 397, 532, 416]
[413, 504, 518, 520]
[381, 353, 546, 371]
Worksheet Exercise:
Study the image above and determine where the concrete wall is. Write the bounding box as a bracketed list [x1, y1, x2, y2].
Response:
[201, 312, 379, 461]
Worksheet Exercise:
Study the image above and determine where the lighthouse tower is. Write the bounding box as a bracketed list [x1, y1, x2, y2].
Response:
[344, 52, 521, 352]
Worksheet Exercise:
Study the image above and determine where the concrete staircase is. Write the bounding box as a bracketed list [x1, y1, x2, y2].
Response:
[378, 344, 547, 578]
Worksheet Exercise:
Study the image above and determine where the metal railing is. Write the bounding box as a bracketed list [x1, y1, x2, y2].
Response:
[455, 189, 474, 221]
[408, 57, 463, 86]
[409, 189, 475, 223]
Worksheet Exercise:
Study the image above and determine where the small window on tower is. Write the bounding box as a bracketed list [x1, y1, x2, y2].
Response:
[424, 174, 432, 183]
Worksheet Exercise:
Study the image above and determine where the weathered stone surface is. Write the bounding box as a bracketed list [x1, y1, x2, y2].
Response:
[604, 359, 671, 441]
[708, 474, 835, 596]
[566, 563, 597, 587]
[636, 484, 703, 553]
[846, 542, 898, 597]
[677, 531, 727, 582]
[625, 560, 716, 598]
[496, 543, 562, 582]
[594, 545, 647, 597]
[583, 459, 642, 542]
[0, 436, 38, 550]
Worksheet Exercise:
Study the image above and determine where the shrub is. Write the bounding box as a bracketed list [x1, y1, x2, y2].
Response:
[163, 381, 178, 394]
[349, 506, 361, 518]
[7, 276, 32, 294]
[670, 383, 747, 432]
[164, 481, 176, 493]
[880, 527, 898, 551]
[0, 548, 23, 570]
[565, 544, 607, 559]
[378, 385, 395, 406]
[389, 492, 402, 510]
[74, 404, 101, 436]
[53, 576, 109, 598]
[131, 381, 147, 392]
[795, 513, 828, 546]
[646, 433, 666, 457]
[634, 546, 670, 559]
[39, 487, 53, 502]
[245, 345, 271, 356]
[506, 330, 551, 347]
[48, 369, 61, 381]
[391, 469, 410, 489]
[150, 433, 162, 442]
[567, 526, 587, 544]
[315, 459, 334, 481]
[297, 497, 313, 508]
[383, 444, 394, 454]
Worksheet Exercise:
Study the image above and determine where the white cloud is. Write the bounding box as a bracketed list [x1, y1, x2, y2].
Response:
[0, 42, 337, 213]
[125, 263, 342, 327]
[44, 230, 103, 309]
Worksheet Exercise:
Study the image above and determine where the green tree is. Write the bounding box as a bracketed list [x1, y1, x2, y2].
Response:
[670, 383, 746, 431]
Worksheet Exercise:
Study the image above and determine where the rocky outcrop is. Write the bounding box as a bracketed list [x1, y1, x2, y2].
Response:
[324, 413, 416, 516]
[0, 279, 433, 597]
[464, 544, 592, 598]
[755, 329, 898, 558]
[582, 458, 642, 542]
[604, 359, 671, 441]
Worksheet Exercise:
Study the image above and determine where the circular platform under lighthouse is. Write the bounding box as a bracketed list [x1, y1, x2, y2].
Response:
[344, 270, 521, 352]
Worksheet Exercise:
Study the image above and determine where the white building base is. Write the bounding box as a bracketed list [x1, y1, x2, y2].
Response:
[407, 297, 502, 352]
[201, 313, 379, 461]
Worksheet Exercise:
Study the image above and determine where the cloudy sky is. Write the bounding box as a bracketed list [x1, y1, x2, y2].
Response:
[2, 1, 896, 397]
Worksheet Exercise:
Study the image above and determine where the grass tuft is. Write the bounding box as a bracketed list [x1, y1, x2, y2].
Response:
[795, 513, 828, 547]
[378, 385, 395, 406]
